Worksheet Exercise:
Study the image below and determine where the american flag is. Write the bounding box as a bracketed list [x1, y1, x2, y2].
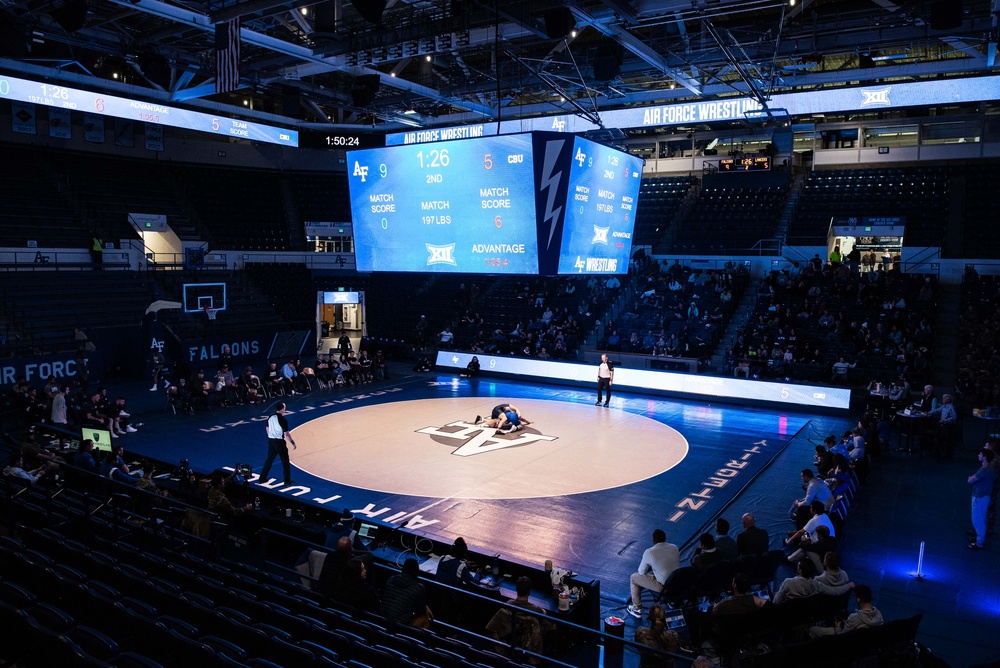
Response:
[215, 18, 241, 94]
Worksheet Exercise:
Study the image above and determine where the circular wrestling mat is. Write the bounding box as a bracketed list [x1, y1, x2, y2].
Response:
[289, 398, 688, 499]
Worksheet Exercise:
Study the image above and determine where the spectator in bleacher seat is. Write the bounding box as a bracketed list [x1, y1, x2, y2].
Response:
[4, 451, 48, 484]
[167, 379, 193, 414]
[828, 245, 842, 265]
[324, 509, 366, 552]
[83, 392, 117, 437]
[347, 351, 362, 383]
[336, 556, 380, 614]
[787, 500, 837, 551]
[238, 366, 262, 403]
[787, 523, 837, 572]
[217, 344, 233, 372]
[358, 351, 374, 383]
[266, 362, 289, 396]
[791, 469, 832, 529]
[315, 355, 333, 388]
[280, 360, 303, 395]
[808, 584, 881, 638]
[691, 533, 723, 572]
[413, 355, 433, 372]
[381, 557, 433, 628]
[438, 326, 454, 345]
[831, 356, 856, 384]
[318, 535, 356, 596]
[634, 603, 680, 668]
[714, 518, 738, 563]
[73, 438, 99, 474]
[207, 472, 252, 520]
[627, 529, 680, 619]
[772, 558, 820, 604]
[435, 537, 475, 587]
[682, 573, 766, 654]
[110, 397, 138, 434]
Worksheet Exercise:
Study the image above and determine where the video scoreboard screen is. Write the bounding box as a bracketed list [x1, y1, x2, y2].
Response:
[347, 132, 642, 275]
[558, 137, 643, 275]
[347, 134, 539, 273]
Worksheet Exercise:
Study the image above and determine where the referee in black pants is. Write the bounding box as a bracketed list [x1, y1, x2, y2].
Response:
[261, 402, 296, 485]
[596, 353, 614, 407]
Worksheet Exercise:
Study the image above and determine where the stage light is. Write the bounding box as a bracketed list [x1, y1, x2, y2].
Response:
[425, 55, 431, 62]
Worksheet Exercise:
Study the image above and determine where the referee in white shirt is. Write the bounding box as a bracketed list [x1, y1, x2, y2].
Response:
[596, 353, 614, 407]
[261, 402, 296, 485]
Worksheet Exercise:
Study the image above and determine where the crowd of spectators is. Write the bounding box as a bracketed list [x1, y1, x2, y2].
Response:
[600, 259, 748, 364]
[422, 275, 620, 360]
[164, 348, 389, 415]
[726, 255, 935, 385]
[7, 372, 139, 438]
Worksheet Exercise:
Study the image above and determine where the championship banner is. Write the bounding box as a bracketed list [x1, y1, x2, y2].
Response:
[115, 118, 134, 147]
[84, 113, 105, 143]
[48, 108, 72, 139]
[11, 101, 36, 135]
[145, 123, 164, 151]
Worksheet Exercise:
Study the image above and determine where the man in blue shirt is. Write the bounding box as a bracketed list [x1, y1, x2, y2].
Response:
[968, 448, 996, 549]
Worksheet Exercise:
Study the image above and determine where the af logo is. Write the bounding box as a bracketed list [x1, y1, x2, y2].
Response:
[574, 256, 585, 272]
[149, 337, 165, 352]
[574, 147, 586, 167]
[426, 243, 457, 266]
[592, 225, 610, 245]
[353, 161, 369, 182]
[417, 421, 557, 457]
[551, 118, 566, 131]
[860, 87, 891, 107]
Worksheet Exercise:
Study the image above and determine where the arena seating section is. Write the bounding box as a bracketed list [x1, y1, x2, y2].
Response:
[729, 267, 936, 385]
[632, 176, 696, 246]
[789, 167, 949, 247]
[669, 185, 787, 254]
[0, 270, 149, 352]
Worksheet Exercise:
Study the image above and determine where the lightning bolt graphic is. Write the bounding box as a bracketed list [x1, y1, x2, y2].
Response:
[540, 139, 566, 249]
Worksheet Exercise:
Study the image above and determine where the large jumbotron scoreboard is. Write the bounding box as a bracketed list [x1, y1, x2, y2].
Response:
[346, 132, 643, 275]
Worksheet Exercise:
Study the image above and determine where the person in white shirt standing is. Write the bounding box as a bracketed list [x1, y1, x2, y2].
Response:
[627, 529, 680, 618]
[596, 354, 614, 407]
[260, 402, 296, 485]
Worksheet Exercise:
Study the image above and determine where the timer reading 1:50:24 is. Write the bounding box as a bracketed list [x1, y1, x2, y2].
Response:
[325, 135, 361, 147]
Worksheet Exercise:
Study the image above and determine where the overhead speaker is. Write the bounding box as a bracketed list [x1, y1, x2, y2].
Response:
[929, 0, 962, 30]
[593, 40, 623, 81]
[543, 7, 575, 39]
[350, 74, 380, 107]
[354, 0, 387, 25]
[50, 0, 88, 33]
[313, 1, 336, 33]
[858, 54, 876, 68]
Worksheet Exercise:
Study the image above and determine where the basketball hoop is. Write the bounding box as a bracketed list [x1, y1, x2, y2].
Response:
[204, 306, 219, 320]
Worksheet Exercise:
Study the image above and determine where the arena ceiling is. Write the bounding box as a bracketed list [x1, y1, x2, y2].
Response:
[1, 0, 996, 134]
